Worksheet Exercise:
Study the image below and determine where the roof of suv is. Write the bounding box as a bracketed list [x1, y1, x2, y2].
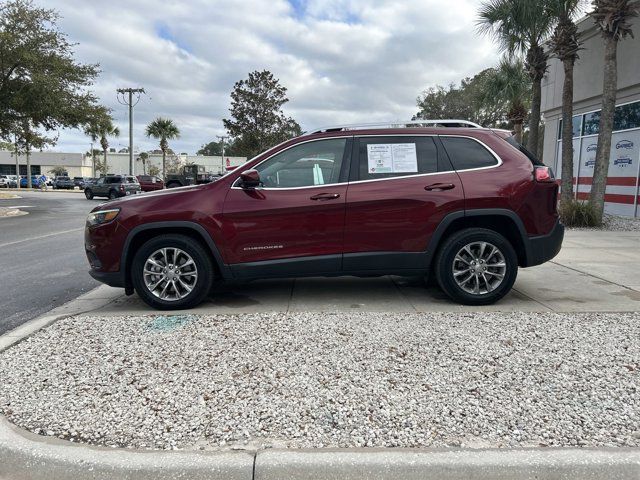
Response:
[298, 126, 511, 142]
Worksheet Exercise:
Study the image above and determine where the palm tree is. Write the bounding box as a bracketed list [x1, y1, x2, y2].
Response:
[478, 0, 555, 157]
[482, 58, 531, 143]
[548, 0, 586, 206]
[145, 118, 180, 180]
[588, 0, 639, 224]
[85, 117, 119, 176]
[138, 151, 149, 175]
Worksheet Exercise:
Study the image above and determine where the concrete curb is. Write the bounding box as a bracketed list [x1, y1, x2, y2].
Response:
[0, 416, 254, 480]
[0, 285, 123, 352]
[255, 448, 640, 479]
[3, 188, 83, 193]
[1, 414, 639, 480]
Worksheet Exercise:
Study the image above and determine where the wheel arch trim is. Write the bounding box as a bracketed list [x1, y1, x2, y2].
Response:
[121, 221, 232, 287]
[426, 209, 533, 268]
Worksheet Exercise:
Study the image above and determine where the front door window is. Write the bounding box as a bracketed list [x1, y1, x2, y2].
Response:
[254, 138, 348, 188]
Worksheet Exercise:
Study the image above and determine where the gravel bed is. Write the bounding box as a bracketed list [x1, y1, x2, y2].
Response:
[1, 312, 639, 451]
[603, 214, 640, 232]
[569, 214, 640, 232]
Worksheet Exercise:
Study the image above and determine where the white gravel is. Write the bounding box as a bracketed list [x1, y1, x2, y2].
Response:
[569, 214, 640, 232]
[602, 214, 640, 232]
[1, 312, 639, 451]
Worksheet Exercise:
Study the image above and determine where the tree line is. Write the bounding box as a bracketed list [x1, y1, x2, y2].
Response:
[0, 1, 300, 183]
[463, 0, 637, 226]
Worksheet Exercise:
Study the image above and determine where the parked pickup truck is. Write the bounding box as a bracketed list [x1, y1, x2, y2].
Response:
[84, 175, 141, 200]
[165, 165, 212, 188]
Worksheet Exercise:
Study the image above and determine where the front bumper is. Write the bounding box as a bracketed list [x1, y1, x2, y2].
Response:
[525, 219, 565, 267]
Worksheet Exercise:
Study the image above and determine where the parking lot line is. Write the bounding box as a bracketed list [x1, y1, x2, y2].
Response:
[0, 227, 83, 249]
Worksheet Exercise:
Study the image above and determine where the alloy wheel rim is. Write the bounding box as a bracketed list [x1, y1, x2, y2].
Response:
[452, 241, 506, 295]
[143, 247, 198, 301]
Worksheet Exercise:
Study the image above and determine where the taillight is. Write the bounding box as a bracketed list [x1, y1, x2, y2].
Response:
[535, 166, 554, 183]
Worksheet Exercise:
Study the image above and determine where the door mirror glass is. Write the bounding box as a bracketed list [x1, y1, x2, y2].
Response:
[240, 169, 261, 189]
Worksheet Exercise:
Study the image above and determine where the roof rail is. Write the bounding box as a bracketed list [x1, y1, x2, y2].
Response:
[308, 119, 483, 134]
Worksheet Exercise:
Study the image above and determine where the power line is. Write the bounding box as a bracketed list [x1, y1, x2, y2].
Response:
[116, 87, 145, 175]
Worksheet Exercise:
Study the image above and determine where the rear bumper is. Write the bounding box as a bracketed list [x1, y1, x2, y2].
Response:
[524, 219, 564, 267]
[88, 269, 125, 288]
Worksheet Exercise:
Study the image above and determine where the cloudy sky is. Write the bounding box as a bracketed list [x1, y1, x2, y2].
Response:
[46, 0, 499, 154]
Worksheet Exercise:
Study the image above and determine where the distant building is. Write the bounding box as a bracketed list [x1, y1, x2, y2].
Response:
[541, 16, 640, 217]
[0, 150, 247, 178]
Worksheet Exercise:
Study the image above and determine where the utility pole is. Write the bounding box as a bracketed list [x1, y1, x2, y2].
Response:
[117, 87, 145, 175]
[216, 135, 228, 174]
[90, 142, 95, 177]
[13, 134, 19, 187]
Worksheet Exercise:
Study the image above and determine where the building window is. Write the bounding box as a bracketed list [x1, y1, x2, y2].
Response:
[583, 111, 601, 136]
[558, 115, 584, 139]
[614, 101, 640, 131]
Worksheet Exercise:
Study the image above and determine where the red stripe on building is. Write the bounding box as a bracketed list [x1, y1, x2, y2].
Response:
[576, 192, 639, 204]
[572, 176, 638, 186]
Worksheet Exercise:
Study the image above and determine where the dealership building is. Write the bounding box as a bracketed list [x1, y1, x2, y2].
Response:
[541, 16, 640, 217]
[0, 150, 247, 178]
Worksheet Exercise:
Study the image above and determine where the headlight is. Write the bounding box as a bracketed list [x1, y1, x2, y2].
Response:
[86, 208, 120, 227]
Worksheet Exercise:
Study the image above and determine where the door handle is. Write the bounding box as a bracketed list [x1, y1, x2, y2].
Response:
[424, 183, 455, 191]
[310, 193, 341, 201]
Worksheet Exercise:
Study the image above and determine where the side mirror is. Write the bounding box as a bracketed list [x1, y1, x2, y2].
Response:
[239, 169, 261, 189]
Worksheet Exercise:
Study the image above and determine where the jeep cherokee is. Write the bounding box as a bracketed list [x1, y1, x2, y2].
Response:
[84, 121, 564, 310]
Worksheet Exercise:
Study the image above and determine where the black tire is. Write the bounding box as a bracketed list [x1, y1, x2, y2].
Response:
[131, 234, 215, 310]
[434, 228, 518, 306]
[85, 189, 93, 200]
[166, 181, 181, 189]
[108, 190, 117, 200]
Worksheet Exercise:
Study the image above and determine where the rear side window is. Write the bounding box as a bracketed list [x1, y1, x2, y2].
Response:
[440, 137, 499, 171]
[356, 136, 438, 180]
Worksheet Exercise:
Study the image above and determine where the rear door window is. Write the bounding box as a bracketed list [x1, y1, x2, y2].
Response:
[440, 137, 499, 171]
[355, 136, 439, 181]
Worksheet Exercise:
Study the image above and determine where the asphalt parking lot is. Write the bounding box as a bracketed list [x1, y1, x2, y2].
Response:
[0, 190, 105, 334]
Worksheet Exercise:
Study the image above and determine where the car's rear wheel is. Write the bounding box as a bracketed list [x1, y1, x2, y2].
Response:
[435, 228, 517, 305]
[108, 190, 117, 199]
[85, 189, 93, 200]
[131, 234, 215, 310]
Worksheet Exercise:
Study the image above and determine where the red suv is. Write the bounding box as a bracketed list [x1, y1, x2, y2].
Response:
[136, 175, 165, 192]
[85, 122, 563, 310]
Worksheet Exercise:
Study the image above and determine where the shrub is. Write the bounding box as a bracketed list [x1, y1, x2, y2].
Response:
[559, 199, 600, 228]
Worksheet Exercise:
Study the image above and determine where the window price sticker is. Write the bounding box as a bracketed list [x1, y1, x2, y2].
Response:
[367, 143, 417, 174]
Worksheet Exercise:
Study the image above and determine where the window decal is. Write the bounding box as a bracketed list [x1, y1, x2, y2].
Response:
[366, 143, 418, 174]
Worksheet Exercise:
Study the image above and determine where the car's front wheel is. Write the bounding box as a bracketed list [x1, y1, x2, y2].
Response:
[435, 228, 517, 305]
[131, 234, 215, 310]
[85, 189, 93, 200]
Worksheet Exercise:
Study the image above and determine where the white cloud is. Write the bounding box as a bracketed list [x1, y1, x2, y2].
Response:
[41, 0, 499, 154]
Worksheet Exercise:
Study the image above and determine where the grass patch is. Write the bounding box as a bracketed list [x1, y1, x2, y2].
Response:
[559, 199, 600, 228]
